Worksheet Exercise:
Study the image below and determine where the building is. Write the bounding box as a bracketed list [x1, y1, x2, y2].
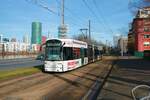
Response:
[0, 34, 3, 43]
[11, 38, 17, 42]
[113, 34, 121, 47]
[23, 34, 29, 43]
[3, 38, 9, 42]
[31, 44, 41, 53]
[0, 42, 41, 55]
[0, 43, 4, 55]
[128, 7, 150, 57]
[0, 42, 30, 54]
[128, 29, 135, 54]
[118, 37, 128, 56]
[0, 33, 41, 56]
[136, 7, 150, 18]
[0, 36, 41, 55]
[42, 36, 47, 44]
[31, 22, 42, 44]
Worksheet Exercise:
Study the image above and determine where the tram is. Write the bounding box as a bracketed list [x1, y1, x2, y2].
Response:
[44, 38, 101, 72]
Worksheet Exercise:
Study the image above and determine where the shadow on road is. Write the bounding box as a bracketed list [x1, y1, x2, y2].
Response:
[115, 59, 150, 71]
[112, 58, 150, 85]
[99, 58, 150, 100]
[109, 75, 150, 86]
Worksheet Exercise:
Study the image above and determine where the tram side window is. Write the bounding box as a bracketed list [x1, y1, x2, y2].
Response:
[88, 46, 93, 61]
[94, 49, 97, 59]
[73, 48, 80, 59]
[63, 47, 73, 60]
[84, 48, 87, 57]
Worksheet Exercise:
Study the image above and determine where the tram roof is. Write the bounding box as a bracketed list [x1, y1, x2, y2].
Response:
[46, 38, 87, 48]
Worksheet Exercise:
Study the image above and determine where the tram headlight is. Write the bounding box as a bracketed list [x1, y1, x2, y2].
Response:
[57, 63, 63, 71]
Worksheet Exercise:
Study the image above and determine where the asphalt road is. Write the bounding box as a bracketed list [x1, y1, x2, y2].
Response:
[0, 58, 44, 71]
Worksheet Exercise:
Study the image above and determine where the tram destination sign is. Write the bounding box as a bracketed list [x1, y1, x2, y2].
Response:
[46, 42, 62, 47]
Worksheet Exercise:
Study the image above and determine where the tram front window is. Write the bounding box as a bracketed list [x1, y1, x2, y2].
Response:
[45, 46, 61, 61]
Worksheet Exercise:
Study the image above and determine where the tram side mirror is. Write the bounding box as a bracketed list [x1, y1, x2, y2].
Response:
[62, 42, 65, 46]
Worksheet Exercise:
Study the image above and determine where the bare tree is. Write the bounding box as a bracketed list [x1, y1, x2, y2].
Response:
[129, 0, 150, 15]
[73, 33, 88, 43]
[73, 33, 104, 46]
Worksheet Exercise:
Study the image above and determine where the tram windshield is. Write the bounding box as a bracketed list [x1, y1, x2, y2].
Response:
[45, 40, 62, 61]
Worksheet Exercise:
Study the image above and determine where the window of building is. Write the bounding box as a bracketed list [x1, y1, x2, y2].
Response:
[144, 34, 150, 38]
[144, 18, 150, 22]
[144, 42, 150, 46]
[144, 27, 150, 32]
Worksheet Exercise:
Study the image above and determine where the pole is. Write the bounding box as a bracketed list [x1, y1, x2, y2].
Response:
[2, 44, 4, 58]
[89, 20, 91, 44]
[106, 40, 108, 54]
[59, 0, 67, 38]
[61, 0, 64, 25]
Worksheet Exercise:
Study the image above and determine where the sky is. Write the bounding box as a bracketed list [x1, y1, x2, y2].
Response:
[0, 0, 133, 44]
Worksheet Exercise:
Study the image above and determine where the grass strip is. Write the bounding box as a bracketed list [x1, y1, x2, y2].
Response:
[0, 67, 41, 80]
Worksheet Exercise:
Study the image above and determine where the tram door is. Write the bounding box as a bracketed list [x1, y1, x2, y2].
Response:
[80, 47, 84, 65]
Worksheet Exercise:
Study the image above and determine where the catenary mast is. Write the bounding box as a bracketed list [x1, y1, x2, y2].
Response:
[58, 0, 67, 39]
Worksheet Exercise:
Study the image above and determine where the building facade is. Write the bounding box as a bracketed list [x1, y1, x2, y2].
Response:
[133, 18, 150, 52]
[113, 34, 121, 47]
[31, 22, 42, 44]
[0, 42, 41, 55]
[118, 37, 128, 56]
[23, 34, 29, 44]
[0, 42, 30, 54]
[128, 7, 150, 56]
[0, 34, 3, 43]
[42, 36, 47, 44]
[128, 29, 135, 54]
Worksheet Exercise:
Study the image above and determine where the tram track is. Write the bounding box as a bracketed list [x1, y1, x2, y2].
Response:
[0, 72, 44, 88]
[0, 73, 54, 98]
[0, 57, 116, 100]
[82, 60, 117, 100]
[43, 66, 102, 99]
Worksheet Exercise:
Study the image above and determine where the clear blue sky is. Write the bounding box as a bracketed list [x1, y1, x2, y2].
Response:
[0, 0, 133, 44]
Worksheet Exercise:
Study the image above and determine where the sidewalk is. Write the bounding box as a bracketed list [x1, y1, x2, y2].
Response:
[97, 57, 150, 100]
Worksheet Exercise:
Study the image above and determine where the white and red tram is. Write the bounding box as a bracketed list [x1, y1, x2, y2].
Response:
[44, 38, 101, 72]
